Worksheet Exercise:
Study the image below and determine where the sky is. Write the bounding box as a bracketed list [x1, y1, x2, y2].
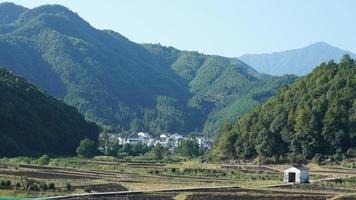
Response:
[2, 0, 356, 57]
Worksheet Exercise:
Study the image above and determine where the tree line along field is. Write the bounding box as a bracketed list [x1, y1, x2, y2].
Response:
[0, 157, 356, 199]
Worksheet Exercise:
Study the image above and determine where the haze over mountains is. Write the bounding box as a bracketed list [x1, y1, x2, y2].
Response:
[239, 42, 356, 76]
[0, 2, 297, 137]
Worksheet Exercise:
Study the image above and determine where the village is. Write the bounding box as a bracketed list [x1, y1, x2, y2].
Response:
[100, 131, 214, 152]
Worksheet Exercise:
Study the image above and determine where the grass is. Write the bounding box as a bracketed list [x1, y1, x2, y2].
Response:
[0, 189, 84, 198]
[174, 192, 193, 200]
[331, 193, 356, 200]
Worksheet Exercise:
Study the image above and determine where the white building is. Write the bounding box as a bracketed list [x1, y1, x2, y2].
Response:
[137, 132, 154, 146]
[284, 165, 309, 183]
[138, 132, 150, 138]
[125, 137, 141, 144]
[170, 133, 184, 147]
[154, 133, 171, 147]
[125, 132, 154, 146]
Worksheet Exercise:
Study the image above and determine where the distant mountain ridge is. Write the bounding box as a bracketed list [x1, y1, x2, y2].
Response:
[0, 2, 297, 137]
[239, 42, 356, 75]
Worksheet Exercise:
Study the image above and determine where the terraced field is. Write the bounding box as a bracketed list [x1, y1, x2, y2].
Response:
[0, 160, 356, 199]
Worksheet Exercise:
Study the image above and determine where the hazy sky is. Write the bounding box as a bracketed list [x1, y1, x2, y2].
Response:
[3, 0, 356, 57]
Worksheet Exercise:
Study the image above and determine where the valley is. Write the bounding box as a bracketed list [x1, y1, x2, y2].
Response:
[0, 1, 355, 200]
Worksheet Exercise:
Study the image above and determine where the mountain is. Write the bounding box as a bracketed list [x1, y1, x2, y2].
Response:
[0, 67, 99, 157]
[212, 55, 356, 162]
[143, 44, 297, 137]
[0, 3, 296, 137]
[239, 42, 356, 76]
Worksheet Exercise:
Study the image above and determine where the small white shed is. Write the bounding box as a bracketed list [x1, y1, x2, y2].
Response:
[284, 165, 309, 183]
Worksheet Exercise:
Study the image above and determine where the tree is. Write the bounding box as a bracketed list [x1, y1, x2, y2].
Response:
[132, 142, 149, 156]
[120, 144, 133, 156]
[76, 138, 98, 158]
[151, 144, 166, 160]
[212, 55, 356, 162]
[175, 137, 201, 158]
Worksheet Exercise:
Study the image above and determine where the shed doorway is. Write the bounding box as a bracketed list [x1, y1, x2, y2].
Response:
[288, 172, 296, 182]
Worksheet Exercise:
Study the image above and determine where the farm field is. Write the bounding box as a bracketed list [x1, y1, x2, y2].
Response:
[0, 158, 356, 199]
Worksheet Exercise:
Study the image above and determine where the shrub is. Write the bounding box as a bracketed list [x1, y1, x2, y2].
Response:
[38, 155, 51, 165]
[84, 187, 91, 193]
[48, 182, 55, 190]
[76, 138, 98, 158]
[5, 180, 11, 187]
[151, 144, 166, 160]
[171, 168, 177, 173]
[347, 148, 356, 158]
[40, 182, 48, 191]
[66, 183, 72, 191]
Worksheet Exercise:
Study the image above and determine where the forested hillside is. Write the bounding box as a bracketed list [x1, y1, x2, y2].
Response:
[0, 67, 99, 157]
[212, 55, 356, 162]
[143, 44, 297, 137]
[0, 3, 296, 137]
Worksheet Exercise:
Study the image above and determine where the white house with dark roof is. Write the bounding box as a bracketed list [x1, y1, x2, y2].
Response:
[284, 165, 309, 183]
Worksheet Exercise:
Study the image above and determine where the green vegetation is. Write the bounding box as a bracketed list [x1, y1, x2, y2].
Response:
[0, 67, 99, 157]
[213, 55, 356, 162]
[118, 142, 150, 157]
[0, 177, 58, 193]
[151, 144, 167, 160]
[76, 138, 98, 158]
[0, 3, 296, 137]
[174, 138, 203, 158]
[143, 44, 297, 137]
[37, 155, 50, 165]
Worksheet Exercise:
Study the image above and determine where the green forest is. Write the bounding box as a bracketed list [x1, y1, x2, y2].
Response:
[0, 3, 296, 137]
[0, 67, 99, 157]
[212, 55, 356, 162]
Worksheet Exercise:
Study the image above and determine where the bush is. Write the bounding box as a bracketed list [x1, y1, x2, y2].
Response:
[20, 157, 34, 164]
[37, 155, 51, 165]
[5, 180, 11, 187]
[66, 183, 72, 191]
[151, 144, 167, 160]
[0, 180, 11, 189]
[39, 182, 48, 191]
[48, 182, 55, 190]
[347, 148, 356, 158]
[175, 138, 202, 158]
[76, 138, 98, 158]
[84, 187, 91, 193]
[171, 168, 177, 173]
